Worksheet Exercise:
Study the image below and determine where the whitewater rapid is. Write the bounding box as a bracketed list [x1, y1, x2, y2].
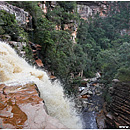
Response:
[0, 41, 82, 128]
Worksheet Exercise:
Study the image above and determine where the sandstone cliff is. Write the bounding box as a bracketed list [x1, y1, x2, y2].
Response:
[77, 1, 109, 20]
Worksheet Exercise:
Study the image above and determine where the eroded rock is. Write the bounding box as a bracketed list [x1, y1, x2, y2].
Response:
[98, 82, 130, 129]
[0, 83, 66, 129]
[105, 82, 130, 128]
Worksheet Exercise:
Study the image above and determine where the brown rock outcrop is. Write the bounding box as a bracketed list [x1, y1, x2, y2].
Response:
[35, 59, 44, 67]
[0, 83, 66, 129]
[77, 1, 109, 20]
[29, 41, 44, 68]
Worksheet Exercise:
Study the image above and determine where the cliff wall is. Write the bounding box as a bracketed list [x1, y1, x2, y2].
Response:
[0, 1, 29, 25]
[105, 81, 130, 128]
[77, 1, 109, 20]
[97, 81, 130, 129]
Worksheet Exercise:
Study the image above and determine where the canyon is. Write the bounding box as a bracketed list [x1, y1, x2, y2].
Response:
[0, 1, 130, 129]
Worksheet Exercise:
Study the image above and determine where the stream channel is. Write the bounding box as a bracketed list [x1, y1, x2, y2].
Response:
[75, 75, 104, 129]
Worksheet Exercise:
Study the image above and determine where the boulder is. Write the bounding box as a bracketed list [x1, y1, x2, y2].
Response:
[112, 79, 120, 82]
[80, 88, 89, 95]
[87, 90, 93, 95]
[81, 95, 88, 98]
[35, 59, 44, 67]
[0, 83, 66, 129]
[80, 88, 92, 96]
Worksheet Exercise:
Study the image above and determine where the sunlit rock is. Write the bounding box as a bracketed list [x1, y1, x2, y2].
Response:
[0, 83, 66, 129]
[35, 59, 44, 67]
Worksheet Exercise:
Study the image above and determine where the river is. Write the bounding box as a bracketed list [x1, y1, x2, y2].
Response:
[78, 79, 104, 129]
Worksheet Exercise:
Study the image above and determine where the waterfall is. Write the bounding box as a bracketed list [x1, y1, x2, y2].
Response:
[0, 41, 82, 129]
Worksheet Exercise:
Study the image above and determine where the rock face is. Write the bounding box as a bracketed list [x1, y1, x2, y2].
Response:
[97, 81, 130, 129]
[105, 82, 130, 128]
[0, 38, 44, 68]
[0, 83, 66, 129]
[77, 1, 109, 20]
[0, 1, 29, 25]
[28, 41, 44, 67]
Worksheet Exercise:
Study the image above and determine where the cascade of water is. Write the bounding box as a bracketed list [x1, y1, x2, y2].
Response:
[0, 41, 82, 128]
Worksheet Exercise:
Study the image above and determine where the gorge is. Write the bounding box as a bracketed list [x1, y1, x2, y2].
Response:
[0, 1, 130, 129]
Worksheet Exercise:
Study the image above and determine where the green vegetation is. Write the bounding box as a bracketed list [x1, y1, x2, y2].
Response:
[6, 1, 80, 95]
[2, 1, 130, 98]
[0, 9, 33, 62]
[76, 1, 130, 101]
[0, 10, 28, 42]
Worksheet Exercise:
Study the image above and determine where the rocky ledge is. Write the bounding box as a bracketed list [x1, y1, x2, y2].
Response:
[0, 83, 66, 129]
[97, 81, 130, 129]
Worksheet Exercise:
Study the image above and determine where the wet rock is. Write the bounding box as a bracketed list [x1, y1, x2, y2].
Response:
[88, 107, 94, 111]
[80, 88, 92, 96]
[87, 90, 93, 95]
[81, 95, 88, 98]
[50, 75, 57, 81]
[0, 83, 66, 129]
[74, 98, 84, 113]
[96, 110, 106, 129]
[89, 100, 93, 103]
[96, 72, 101, 78]
[86, 83, 90, 88]
[83, 103, 88, 108]
[97, 93, 101, 96]
[80, 88, 89, 95]
[83, 100, 88, 104]
[92, 83, 100, 88]
[87, 102, 94, 105]
[106, 82, 130, 128]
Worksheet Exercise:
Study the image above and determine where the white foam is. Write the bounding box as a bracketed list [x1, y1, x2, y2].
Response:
[0, 41, 82, 128]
